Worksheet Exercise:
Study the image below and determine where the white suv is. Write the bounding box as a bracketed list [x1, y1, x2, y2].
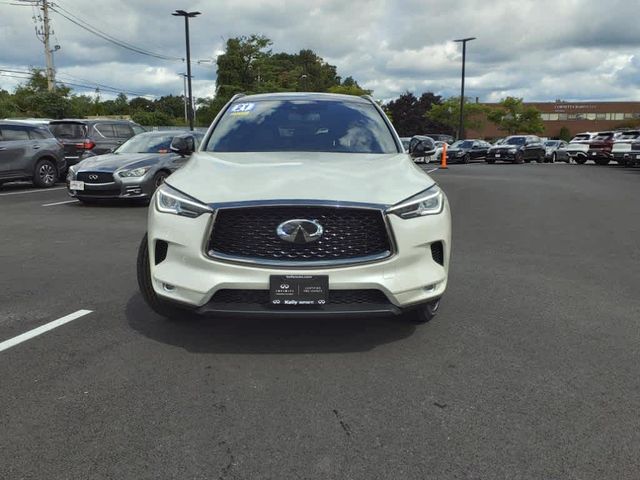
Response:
[137, 93, 451, 323]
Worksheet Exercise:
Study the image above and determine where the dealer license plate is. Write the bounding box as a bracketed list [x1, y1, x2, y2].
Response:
[69, 180, 84, 191]
[495, 154, 501, 158]
[270, 275, 328, 306]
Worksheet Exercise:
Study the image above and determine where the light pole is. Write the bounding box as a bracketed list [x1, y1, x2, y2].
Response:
[172, 9, 200, 131]
[453, 37, 476, 140]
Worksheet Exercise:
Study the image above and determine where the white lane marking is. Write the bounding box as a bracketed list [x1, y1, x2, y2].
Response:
[427, 167, 439, 173]
[0, 310, 93, 353]
[42, 199, 79, 207]
[0, 186, 66, 197]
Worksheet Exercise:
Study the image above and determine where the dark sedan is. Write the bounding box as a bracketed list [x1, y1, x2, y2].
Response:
[67, 130, 202, 203]
[486, 135, 545, 164]
[446, 139, 491, 163]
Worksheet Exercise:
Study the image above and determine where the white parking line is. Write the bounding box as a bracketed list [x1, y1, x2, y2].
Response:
[0, 186, 66, 197]
[427, 167, 439, 173]
[42, 199, 79, 207]
[0, 310, 93, 353]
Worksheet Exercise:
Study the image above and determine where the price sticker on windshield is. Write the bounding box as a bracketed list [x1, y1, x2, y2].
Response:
[230, 103, 255, 115]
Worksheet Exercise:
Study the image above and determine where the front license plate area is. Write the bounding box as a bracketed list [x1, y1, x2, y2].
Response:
[270, 275, 328, 306]
[69, 180, 84, 191]
[495, 154, 501, 158]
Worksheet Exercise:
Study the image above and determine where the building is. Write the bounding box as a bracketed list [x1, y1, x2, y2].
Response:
[467, 101, 640, 139]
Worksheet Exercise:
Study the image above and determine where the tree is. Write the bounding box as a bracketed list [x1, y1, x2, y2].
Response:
[487, 97, 544, 135]
[558, 126, 571, 142]
[384, 92, 448, 137]
[131, 110, 174, 126]
[425, 96, 487, 137]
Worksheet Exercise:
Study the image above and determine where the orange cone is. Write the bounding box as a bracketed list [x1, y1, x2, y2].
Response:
[441, 142, 448, 169]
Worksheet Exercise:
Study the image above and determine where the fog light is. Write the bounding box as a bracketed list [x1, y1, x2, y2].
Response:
[424, 284, 436, 292]
[163, 283, 175, 292]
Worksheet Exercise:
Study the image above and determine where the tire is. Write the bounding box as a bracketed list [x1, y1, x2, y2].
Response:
[137, 233, 192, 320]
[551, 153, 557, 163]
[486, 158, 495, 164]
[594, 158, 610, 166]
[33, 159, 57, 188]
[152, 170, 169, 191]
[575, 157, 587, 165]
[403, 299, 441, 324]
[537, 152, 545, 163]
[515, 152, 525, 164]
[463, 154, 470, 164]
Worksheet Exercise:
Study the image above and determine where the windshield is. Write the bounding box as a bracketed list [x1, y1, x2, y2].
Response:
[49, 123, 87, 139]
[206, 99, 398, 154]
[505, 136, 526, 145]
[594, 133, 613, 140]
[116, 133, 176, 153]
[618, 131, 640, 140]
[545, 141, 559, 147]
[571, 134, 591, 142]
[451, 140, 474, 149]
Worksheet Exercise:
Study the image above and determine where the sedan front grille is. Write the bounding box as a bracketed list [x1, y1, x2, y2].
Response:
[211, 289, 390, 306]
[208, 206, 392, 265]
[77, 171, 114, 183]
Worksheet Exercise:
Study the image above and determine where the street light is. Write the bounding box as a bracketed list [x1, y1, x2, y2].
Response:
[172, 9, 201, 131]
[453, 37, 476, 140]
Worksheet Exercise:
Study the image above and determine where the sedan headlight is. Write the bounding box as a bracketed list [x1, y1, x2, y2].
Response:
[456, 150, 465, 156]
[508, 148, 517, 154]
[155, 184, 212, 218]
[119, 167, 150, 178]
[387, 185, 444, 219]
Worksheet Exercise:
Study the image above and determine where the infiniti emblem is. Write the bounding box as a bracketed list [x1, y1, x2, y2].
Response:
[88, 174, 99, 180]
[277, 219, 324, 244]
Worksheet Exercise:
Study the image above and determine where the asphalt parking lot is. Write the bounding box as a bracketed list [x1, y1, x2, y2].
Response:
[1, 163, 639, 479]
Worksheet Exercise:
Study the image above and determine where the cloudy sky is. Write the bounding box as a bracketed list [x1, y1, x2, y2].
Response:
[1, 0, 639, 103]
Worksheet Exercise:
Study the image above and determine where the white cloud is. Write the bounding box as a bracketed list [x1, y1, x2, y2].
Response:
[1, 0, 639, 103]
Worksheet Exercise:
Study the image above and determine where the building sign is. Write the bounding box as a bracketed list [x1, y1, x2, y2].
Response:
[552, 104, 598, 112]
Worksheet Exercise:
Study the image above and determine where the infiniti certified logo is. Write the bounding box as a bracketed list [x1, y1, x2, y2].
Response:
[88, 174, 99, 180]
[277, 219, 324, 244]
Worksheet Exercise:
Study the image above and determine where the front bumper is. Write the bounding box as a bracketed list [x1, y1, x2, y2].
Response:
[613, 151, 640, 164]
[147, 199, 452, 313]
[487, 150, 516, 160]
[67, 172, 155, 199]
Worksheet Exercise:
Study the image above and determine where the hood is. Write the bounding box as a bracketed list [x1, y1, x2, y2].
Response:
[447, 148, 466, 154]
[166, 151, 435, 206]
[76, 153, 166, 172]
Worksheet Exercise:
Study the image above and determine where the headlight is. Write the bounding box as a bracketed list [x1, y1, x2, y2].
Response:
[155, 184, 212, 218]
[456, 150, 465, 156]
[387, 185, 444, 219]
[508, 148, 517, 154]
[119, 167, 150, 177]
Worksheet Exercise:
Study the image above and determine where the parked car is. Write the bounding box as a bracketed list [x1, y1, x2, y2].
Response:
[446, 139, 491, 163]
[564, 132, 596, 163]
[0, 120, 65, 188]
[611, 130, 640, 167]
[583, 131, 619, 165]
[486, 135, 545, 164]
[137, 92, 451, 324]
[67, 130, 202, 204]
[400, 137, 411, 152]
[49, 119, 145, 169]
[408, 135, 437, 163]
[543, 140, 570, 163]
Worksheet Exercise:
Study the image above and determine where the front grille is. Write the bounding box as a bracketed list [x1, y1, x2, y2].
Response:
[208, 206, 391, 264]
[77, 171, 113, 183]
[77, 188, 121, 197]
[210, 289, 389, 306]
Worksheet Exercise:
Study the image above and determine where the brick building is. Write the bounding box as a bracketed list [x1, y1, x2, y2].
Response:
[467, 101, 640, 139]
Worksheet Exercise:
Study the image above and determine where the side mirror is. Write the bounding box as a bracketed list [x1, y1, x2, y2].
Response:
[170, 136, 194, 156]
[409, 140, 431, 156]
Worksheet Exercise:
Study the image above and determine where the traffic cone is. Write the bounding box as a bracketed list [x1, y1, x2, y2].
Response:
[441, 143, 448, 169]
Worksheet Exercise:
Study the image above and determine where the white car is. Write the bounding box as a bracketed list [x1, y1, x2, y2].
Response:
[137, 93, 451, 323]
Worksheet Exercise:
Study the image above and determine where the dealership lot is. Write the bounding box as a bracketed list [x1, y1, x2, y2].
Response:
[1, 164, 639, 479]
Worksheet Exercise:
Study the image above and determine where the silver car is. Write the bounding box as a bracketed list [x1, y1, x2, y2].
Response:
[67, 130, 203, 204]
[0, 121, 65, 188]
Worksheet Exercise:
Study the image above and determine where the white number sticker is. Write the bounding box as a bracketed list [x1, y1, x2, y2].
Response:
[230, 103, 255, 113]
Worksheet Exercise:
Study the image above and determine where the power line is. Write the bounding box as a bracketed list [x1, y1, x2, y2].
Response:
[49, 2, 184, 62]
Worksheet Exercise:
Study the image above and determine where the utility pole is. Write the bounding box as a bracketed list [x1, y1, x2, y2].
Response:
[453, 37, 476, 140]
[172, 10, 200, 131]
[40, 0, 55, 91]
